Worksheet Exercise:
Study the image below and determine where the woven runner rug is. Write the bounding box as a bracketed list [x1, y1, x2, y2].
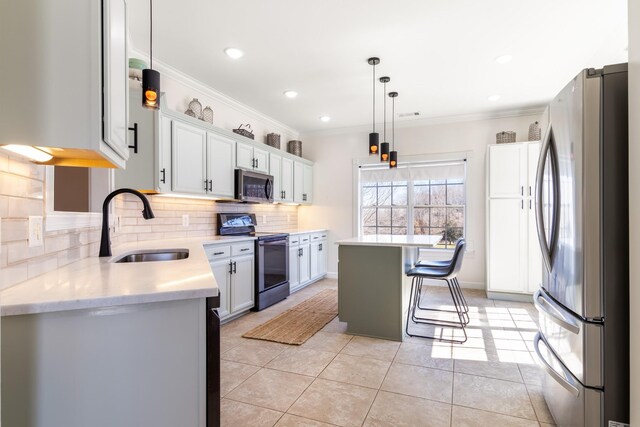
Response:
[242, 289, 338, 345]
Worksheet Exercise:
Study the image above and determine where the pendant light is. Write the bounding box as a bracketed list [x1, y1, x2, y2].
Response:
[142, 0, 160, 109]
[379, 76, 390, 162]
[368, 57, 380, 155]
[389, 92, 398, 168]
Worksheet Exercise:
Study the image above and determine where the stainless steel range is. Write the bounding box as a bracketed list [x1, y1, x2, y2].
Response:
[217, 213, 290, 310]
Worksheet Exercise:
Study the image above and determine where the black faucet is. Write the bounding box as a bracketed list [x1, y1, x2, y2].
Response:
[99, 188, 155, 257]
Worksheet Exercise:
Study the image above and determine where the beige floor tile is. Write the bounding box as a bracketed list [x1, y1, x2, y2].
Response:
[266, 347, 337, 377]
[525, 383, 555, 423]
[275, 414, 336, 427]
[221, 360, 260, 396]
[288, 378, 377, 427]
[452, 373, 536, 420]
[221, 335, 247, 354]
[454, 359, 523, 383]
[363, 391, 451, 427]
[381, 363, 453, 403]
[450, 405, 539, 427]
[321, 317, 349, 333]
[340, 336, 400, 361]
[226, 368, 313, 412]
[302, 331, 353, 352]
[518, 363, 544, 386]
[221, 398, 283, 427]
[319, 353, 391, 389]
[394, 342, 454, 371]
[221, 339, 287, 366]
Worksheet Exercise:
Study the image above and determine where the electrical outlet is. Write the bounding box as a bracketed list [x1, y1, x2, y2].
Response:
[262, 215, 267, 224]
[28, 215, 43, 247]
[182, 214, 189, 227]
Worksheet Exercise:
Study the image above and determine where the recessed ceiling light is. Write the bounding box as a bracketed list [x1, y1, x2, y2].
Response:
[224, 48, 244, 59]
[488, 95, 501, 102]
[283, 90, 298, 98]
[495, 55, 513, 64]
[319, 116, 331, 122]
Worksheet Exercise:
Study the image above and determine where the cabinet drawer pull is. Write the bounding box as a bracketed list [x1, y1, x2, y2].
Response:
[160, 168, 166, 184]
[213, 251, 224, 256]
[128, 123, 138, 154]
[240, 248, 250, 252]
[521, 186, 524, 196]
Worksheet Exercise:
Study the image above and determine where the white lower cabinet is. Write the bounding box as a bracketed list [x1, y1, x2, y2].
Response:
[205, 242, 255, 321]
[289, 232, 328, 293]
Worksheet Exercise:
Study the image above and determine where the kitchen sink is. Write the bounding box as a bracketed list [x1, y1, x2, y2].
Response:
[112, 249, 189, 263]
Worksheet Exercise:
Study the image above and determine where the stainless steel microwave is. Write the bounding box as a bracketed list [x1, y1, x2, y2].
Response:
[234, 169, 274, 203]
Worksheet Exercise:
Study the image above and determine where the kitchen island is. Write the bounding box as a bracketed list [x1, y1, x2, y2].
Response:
[0, 236, 252, 427]
[336, 235, 442, 342]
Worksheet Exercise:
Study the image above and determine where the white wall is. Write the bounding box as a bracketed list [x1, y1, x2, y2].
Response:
[298, 113, 544, 287]
[628, 0, 639, 421]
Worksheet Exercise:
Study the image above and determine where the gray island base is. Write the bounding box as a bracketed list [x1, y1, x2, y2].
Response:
[337, 235, 441, 342]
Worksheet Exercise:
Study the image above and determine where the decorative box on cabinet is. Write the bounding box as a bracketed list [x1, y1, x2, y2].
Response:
[1, 0, 129, 168]
[486, 141, 542, 299]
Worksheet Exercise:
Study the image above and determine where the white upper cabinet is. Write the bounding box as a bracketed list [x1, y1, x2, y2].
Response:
[172, 122, 208, 195]
[270, 154, 283, 202]
[488, 144, 526, 198]
[294, 161, 313, 204]
[281, 157, 294, 203]
[0, 0, 129, 168]
[236, 142, 269, 174]
[207, 133, 235, 198]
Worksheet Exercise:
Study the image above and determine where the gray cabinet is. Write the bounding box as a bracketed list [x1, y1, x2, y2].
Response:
[0, 0, 129, 168]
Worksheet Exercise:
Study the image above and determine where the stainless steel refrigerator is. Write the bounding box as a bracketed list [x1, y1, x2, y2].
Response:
[533, 64, 629, 427]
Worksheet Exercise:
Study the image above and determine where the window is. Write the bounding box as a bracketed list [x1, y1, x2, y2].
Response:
[358, 161, 466, 249]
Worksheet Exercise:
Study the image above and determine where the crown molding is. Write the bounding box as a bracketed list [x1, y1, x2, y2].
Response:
[129, 47, 300, 137]
[301, 105, 547, 138]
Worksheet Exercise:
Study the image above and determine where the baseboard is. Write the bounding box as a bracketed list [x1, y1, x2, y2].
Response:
[326, 272, 338, 280]
[487, 291, 534, 302]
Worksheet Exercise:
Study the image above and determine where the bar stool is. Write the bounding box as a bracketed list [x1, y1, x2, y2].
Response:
[405, 239, 468, 343]
[413, 239, 469, 324]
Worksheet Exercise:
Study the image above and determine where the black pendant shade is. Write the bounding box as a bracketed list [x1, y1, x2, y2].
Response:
[142, 0, 160, 110]
[389, 150, 398, 168]
[142, 68, 160, 109]
[380, 76, 390, 162]
[389, 91, 398, 169]
[368, 57, 380, 155]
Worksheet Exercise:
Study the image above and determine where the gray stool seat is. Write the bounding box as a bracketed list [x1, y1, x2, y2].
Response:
[405, 239, 468, 344]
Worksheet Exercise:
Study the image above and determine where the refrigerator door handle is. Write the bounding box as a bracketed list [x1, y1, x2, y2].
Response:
[533, 332, 580, 397]
[534, 289, 581, 334]
[535, 123, 561, 273]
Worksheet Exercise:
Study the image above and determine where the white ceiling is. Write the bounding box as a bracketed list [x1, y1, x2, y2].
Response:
[128, 0, 628, 133]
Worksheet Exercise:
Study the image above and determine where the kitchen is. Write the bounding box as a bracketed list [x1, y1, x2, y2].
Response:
[0, 0, 640, 425]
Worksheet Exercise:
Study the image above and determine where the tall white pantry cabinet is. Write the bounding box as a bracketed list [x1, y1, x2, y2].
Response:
[486, 141, 543, 299]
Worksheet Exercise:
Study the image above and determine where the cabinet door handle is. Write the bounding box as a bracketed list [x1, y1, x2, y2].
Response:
[521, 200, 524, 210]
[160, 168, 166, 184]
[128, 123, 138, 153]
[233, 261, 237, 274]
[255, 159, 259, 169]
[228, 261, 233, 275]
[521, 186, 524, 196]
[205, 180, 209, 191]
[529, 186, 532, 196]
[298, 248, 302, 257]
[530, 199, 532, 210]
[319, 243, 322, 251]
[208, 180, 213, 192]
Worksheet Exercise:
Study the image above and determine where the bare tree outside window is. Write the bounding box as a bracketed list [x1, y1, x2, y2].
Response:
[360, 176, 465, 249]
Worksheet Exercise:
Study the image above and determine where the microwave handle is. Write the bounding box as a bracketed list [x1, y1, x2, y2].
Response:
[265, 179, 272, 200]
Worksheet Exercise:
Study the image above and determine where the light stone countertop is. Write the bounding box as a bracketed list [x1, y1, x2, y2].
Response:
[0, 236, 256, 317]
[275, 229, 328, 236]
[336, 234, 443, 248]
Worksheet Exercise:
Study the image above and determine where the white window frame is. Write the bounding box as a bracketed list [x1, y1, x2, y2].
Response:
[44, 166, 114, 231]
[353, 151, 470, 251]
